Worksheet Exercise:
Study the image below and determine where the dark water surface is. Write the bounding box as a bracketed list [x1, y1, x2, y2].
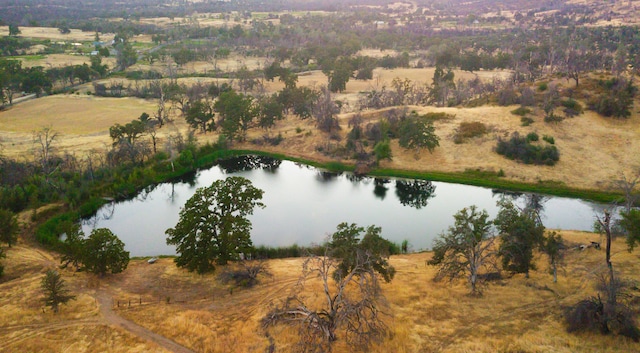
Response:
[82, 156, 605, 257]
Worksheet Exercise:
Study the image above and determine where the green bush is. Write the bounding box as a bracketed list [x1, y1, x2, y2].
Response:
[496, 132, 560, 166]
[526, 132, 539, 142]
[538, 82, 548, 91]
[511, 107, 531, 116]
[521, 117, 534, 126]
[543, 135, 555, 144]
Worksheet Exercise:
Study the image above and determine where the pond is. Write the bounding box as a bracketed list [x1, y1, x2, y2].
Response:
[82, 156, 606, 257]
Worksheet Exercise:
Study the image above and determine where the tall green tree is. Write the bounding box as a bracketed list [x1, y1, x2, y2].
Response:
[428, 206, 495, 295]
[621, 209, 640, 251]
[82, 228, 129, 276]
[214, 90, 256, 142]
[185, 100, 215, 133]
[494, 198, 545, 277]
[41, 270, 76, 313]
[166, 177, 265, 273]
[398, 113, 440, 154]
[0, 208, 19, 247]
[329, 223, 396, 283]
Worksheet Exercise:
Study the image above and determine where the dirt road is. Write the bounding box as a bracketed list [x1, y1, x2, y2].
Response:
[96, 289, 195, 353]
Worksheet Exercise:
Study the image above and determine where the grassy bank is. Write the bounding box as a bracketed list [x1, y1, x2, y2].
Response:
[225, 149, 622, 204]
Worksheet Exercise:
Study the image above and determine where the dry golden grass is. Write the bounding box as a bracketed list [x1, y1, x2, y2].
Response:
[17, 53, 117, 69]
[0, 26, 115, 42]
[4, 230, 639, 352]
[1, 68, 639, 190]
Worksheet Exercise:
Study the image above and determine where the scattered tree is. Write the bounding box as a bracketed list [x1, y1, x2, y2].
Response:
[428, 206, 496, 295]
[41, 270, 76, 313]
[541, 231, 565, 283]
[263, 248, 390, 352]
[82, 228, 129, 276]
[494, 198, 545, 278]
[328, 222, 396, 283]
[166, 177, 265, 273]
[185, 100, 216, 133]
[397, 113, 440, 154]
[0, 208, 19, 247]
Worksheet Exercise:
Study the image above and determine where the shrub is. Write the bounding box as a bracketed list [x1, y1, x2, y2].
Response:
[561, 98, 583, 117]
[587, 77, 637, 119]
[521, 117, 534, 126]
[526, 132, 539, 142]
[217, 260, 272, 288]
[542, 135, 555, 144]
[544, 112, 564, 123]
[511, 106, 531, 116]
[453, 121, 488, 144]
[495, 132, 560, 166]
[538, 82, 548, 91]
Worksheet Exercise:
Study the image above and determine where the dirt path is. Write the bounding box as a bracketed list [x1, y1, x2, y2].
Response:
[95, 289, 195, 353]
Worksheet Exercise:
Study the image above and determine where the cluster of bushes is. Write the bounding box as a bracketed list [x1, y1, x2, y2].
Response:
[588, 77, 637, 119]
[495, 132, 559, 166]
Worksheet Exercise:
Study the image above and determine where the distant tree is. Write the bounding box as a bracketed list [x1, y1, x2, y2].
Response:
[58, 24, 71, 34]
[0, 208, 19, 247]
[541, 231, 565, 283]
[90, 55, 108, 77]
[494, 198, 545, 278]
[166, 177, 265, 273]
[22, 66, 52, 96]
[115, 42, 137, 71]
[313, 86, 340, 132]
[263, 248, 390, 352]
[429, 65, 455, 106]
[257, 95, 284, 131]
[41, 270, 76, 313]
[0, 59, 23, 105]
[185, 100, 215, 133]
[328, 222, 396, 283]
[326, 58, 353, 93]
[82, 228, 129, 276]
[214, 90, 257, 142]
[428, 206, 496, 296]
[397, 113, 440, 154]
[33, 127, 58, 177]
[373, 139, 392, 163]
[8, 24, 20, 36]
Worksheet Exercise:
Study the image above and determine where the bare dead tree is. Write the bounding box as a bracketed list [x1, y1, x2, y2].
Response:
[611, 169, 640, 214]
[33, 127, 59, 177]
[262, 249, 390, 352]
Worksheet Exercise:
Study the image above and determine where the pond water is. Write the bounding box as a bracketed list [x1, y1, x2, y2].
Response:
[82, 156, 606, 257]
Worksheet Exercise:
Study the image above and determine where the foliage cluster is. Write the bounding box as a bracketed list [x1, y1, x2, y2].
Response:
[495, 132, 559, 166]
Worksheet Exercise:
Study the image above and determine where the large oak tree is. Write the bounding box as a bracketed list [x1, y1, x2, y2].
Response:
[166, 176, 265, 274]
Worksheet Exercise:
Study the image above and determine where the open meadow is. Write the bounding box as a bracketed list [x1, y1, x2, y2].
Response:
[2, 228, 639, 353]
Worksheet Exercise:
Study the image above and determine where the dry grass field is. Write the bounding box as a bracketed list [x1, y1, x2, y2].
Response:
[1, 74, 639, 191]
[2, 228, 640, 353]
[0, 26, 114, 42]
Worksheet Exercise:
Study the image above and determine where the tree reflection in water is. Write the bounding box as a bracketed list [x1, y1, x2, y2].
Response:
[373, 178, 390, 200]
[395, 180, 436, 209]
[217, 155, 282, 173]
